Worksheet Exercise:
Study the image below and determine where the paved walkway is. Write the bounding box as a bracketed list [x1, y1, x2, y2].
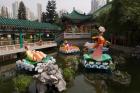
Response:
[0, 41, 57, 56]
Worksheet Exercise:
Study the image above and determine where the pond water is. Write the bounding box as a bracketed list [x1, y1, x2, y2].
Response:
[108, 58, 140, 93]
[0, 48, 140, 93]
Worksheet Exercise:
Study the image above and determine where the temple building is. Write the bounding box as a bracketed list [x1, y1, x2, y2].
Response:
[61, 9, 94, 45]
[61, 9, 93, 33]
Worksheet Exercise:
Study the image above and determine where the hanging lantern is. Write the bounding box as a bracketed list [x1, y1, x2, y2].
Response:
[47, 34, 50, 37]
[30, 35, 33, 39]
[7, 34, 11, 38]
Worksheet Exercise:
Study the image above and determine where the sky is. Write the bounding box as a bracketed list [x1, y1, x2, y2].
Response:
[0, 0, 105, 16]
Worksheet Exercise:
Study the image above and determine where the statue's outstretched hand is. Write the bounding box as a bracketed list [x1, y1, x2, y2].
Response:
[92, 36, 98, 39]
[105, 41, 111, 47]
[106, 41, 111, 44]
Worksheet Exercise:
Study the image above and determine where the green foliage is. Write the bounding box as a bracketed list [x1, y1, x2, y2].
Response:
[111, 0, 140, 45]
[41, 0, 59, 23]
[18, 1, 26, 20]
[63, 68, 75, 82]
[95, 0, 140, 46]
[92, 29, 99, 36]
[63, 56, 79, 70]
[119, 0, 140, 26]
[65, 56, 79, 63]
[41, 12, 47, 22]
[13, 75, 32, 93]
[95, 6, 111, 26]
[46, 0, 57, 23]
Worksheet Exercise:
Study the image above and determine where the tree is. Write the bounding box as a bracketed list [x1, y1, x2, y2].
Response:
[111, 0, 140, 46]
[18, 1, 26, 20]
[119, 0, 140, 29]
[41, 12, 47, 22]
[96, 0, 140, 46]
[107, 0, 110, 3]
[110, 0, 140, 46]
[46, 0, 57, 23]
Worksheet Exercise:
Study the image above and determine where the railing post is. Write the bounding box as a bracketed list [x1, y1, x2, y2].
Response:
[12, 34, 16, 44]
[19, 31, 23, 48]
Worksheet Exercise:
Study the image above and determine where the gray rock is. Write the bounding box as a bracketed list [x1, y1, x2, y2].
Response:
[36, 81, 47, 93]
[33, 62, 66, 92]
[55, 79, 66, 92]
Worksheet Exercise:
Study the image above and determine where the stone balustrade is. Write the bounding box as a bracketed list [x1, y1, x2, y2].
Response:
[0, 41, 57, 56]
[64, 33, 91, 39]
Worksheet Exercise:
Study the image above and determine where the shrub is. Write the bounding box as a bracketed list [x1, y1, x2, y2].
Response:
[13, 75, 32, 93]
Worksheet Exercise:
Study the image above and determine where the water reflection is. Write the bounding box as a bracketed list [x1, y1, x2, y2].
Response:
[67, 74, 96, 93]
[0, 50, 140, 93]
[107, 58, 140, 93]
[0, 63, 16, 80]
[84, 72, 108, 93]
